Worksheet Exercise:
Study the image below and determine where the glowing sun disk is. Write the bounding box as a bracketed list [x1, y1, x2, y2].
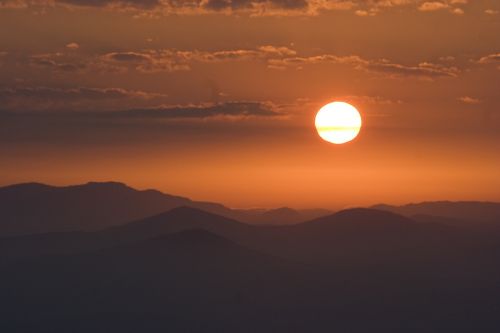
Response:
[315, 102, 362, 144]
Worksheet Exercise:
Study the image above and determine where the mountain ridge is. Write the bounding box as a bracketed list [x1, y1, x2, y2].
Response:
[0, 181, 330, 236]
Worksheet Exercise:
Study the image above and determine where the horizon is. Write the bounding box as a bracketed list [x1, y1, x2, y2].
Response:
[2, 179, 499, 210]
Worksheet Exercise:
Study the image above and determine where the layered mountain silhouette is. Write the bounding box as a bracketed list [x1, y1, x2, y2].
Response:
[2, 206, 500, 332]
[2, 229, 303, 332]
[374, 201, 500, 229]
[0, 182, 330, 236]
[3, 205, 498, 270]
[2, 182, 500, 332]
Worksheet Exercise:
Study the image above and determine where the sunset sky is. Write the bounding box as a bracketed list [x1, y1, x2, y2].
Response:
[0, 0, 499, 208]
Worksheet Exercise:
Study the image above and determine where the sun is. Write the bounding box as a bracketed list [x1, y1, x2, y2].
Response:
[315, 102, 362, 144]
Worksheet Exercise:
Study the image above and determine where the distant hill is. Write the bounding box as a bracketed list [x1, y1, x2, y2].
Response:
[1, 229, 302, 332]
[3, 206, 494, 270]
[0, 182, 330, 236]
[373, 201, 500, 228]
[2, 209, 500, 332]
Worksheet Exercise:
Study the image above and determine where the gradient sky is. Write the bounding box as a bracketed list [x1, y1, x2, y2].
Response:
[0, 0, 499, 209]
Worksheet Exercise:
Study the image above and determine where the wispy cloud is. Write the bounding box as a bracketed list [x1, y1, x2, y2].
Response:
[458, 96, 481, 104]
[477, 53, 500, 64]
[108, 101, 281, 119]
[0, 0, 475, 16]
[268, 54, 459, 79]
[484, 9, 499, 15]
[0, 100, 282, 119]
[0, 86, 167, 111]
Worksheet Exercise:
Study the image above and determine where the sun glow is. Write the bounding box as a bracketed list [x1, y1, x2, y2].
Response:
[315, 102, 362, 144]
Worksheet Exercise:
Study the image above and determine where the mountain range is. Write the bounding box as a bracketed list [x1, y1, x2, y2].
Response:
[0, 181, 330, 236]
[1, 181, 499, 237]
[1, 181, 500, 332]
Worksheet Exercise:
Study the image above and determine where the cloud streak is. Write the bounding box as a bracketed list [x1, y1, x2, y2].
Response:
[110, 101, 281, 119]
[0, 101, 281, 120]
[0, 0, 474, 16]
[458, 96, 481, 104]
[12, 46, 463, 79]
[0, 86, 167, 111]
[0, 86, 163, 100]
[477, 53, 500, 64]
[268, 54, 459, 79]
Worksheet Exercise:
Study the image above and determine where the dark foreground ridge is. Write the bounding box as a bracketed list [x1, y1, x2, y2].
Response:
[1, 183, 500, 332]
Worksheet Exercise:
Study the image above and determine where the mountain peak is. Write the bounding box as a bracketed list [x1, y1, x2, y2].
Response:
[333, 207, 414, 221]
[83, 181, 130, 189]
[300, 207, 415, 230]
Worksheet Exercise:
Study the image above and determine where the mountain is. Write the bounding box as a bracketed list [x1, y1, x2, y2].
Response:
[102, 206, 473, 268]
[0, 206, 252, 264]
[1, 229, 302, 332]
[251, 207, 307, 225]
[0, 182, 330, 236]
[3, 206, 494, 272]
[0, 181, 197, 235]
[101, 206, 255, 245]
[2, 209, 500, 332]
[373, 201, 500, 228]
[258, 208, 481, 267]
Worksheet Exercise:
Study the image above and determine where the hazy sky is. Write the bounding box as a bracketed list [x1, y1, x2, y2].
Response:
[0, 0, 499, 208]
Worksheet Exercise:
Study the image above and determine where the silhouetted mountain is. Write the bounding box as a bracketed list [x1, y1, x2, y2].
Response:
[254, 208, 485, 268]
[254, 207, 303, 224]
[2, 205, 500, 332]
[1, 229, 305, 332]
[0, 182, 330, 236]
[0, 181, 193, 235]
[101, 206, 256, 245]
[373, 201, 500, 228]
[0, 206, 251, 265]
[2, 219, 500, 333]
[3, 206, 495, 268]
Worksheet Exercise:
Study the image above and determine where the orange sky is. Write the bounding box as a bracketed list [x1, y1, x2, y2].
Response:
[0, 0, 499, 208]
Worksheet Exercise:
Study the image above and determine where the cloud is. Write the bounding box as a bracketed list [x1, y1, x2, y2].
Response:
[365, 60, 459, 78]
[417, 0, 466, 14]
[58, 0, 160, 9]
[477, 53, 500, 64]
[0, 0, 473, 16]
[340, 95, 403, 105]
[418, 1, 448, 11]
[202, 0, 308, 11]
[106, 52, 151, 62]
[257, 45, 297, 57]
[0, 101, 281, 120]
[0, 0, 33, 8]
[100, 46, 296, 72]
[101, 50, 190, 73]
[268, 54, 459, 79]
[65, 42, 80, 50]
[109, 101, 281, 119]
[0, 100, 284, 145]
[0, 86, 167, 111]
[355, 9, 376, 16]
[458, 96, 481, 104]
[267, 54, 363, 68]
[17, 46, 298, 75]
[17, 46, 463, 80]
[29, 53, 86, 72]
[485, 9, 499, 15]
[0, 86, 162, 100]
